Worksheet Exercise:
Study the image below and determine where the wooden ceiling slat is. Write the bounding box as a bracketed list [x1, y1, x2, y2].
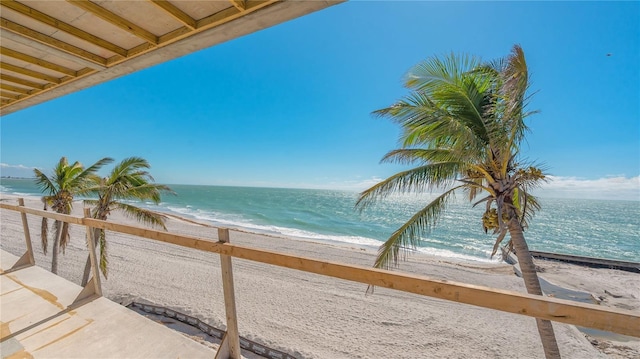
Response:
[0, 0, 127, 57]
[157, 26, 191, 44]
[0, 18, 108, 67]
[75, 68, 94, 77]
[122, 42, 154, 61]
[0, 91, 21, 100]
[0, 46, 77, 77]
[0, 73, 46, 89]
[0, 62, 60, 83]
[229, 0, 246, 12]
[1, 28, 107, 70]
[150, 1, 197, 30]
[1, 83, 31, 94]
[0, 66, 95, 106]
[67, 0, 158, 45]
[196, 7, 241, 29]
[196, 1, 276, 29]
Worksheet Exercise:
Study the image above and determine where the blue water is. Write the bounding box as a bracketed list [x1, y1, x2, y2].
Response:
[2, 178, 638, 263]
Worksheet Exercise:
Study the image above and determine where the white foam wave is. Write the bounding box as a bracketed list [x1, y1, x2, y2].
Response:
[415, 246, 497, 263]
[161, 204, 383, 248]
[159, 204, 501, 264]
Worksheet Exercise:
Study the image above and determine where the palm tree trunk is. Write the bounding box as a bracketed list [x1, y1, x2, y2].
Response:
[81, 227, 101, 286]
[508, 217, 561, 359]
[51, 220, 62, 274]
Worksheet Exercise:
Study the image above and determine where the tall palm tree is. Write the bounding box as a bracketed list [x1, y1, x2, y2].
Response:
[34, 156, 113, 274]
[356, 45, 560, 358]
[81, 157, 173, 286]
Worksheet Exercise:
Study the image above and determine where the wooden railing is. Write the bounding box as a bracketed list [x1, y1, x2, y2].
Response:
[1, 200, 638, 359]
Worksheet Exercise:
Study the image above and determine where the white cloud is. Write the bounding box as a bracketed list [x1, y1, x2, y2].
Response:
[322, 176, 384, 192]
[535, 175, 640, 201]
[331, 174, 640, 200]
[0, 163, 33, 169]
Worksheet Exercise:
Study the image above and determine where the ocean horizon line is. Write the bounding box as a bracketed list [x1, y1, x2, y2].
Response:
[2, 176, 639, 202]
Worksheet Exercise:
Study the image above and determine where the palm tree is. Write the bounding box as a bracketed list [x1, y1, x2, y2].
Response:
[355, 45, 560, 358]
[81, 157, 173, 286]
[34, 156, 113, 274]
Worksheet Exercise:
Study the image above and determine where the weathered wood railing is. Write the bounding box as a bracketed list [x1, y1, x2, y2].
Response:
[1, 200, 638, 359]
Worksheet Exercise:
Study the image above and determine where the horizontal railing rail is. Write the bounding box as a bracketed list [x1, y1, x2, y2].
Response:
[1, 201, 638, 342]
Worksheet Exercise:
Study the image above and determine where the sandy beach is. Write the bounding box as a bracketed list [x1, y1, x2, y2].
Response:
[1, 194, 638, 358]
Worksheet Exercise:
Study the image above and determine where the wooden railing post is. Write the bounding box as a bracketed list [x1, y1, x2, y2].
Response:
[215, 228, 241, 359]
[73, 208, 102, 304]
[7, 198, 36, 271]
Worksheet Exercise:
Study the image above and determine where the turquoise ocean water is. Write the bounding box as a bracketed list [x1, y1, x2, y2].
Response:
[1, 178, 638, 263]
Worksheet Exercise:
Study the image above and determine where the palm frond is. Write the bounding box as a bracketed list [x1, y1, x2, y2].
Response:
[113, 202, 167, 230]
[356, 162, 462, 210]
[374, 187, 461, 269]
[117, 183, 174, 204]
[499, 45, 532, 150]
[374, 86, 489, 155]
[41, 215, 49, 255]
[34, 169, 58, 196]
[59, 222, 70, 253]
[98, 229, 108, 278]
[491, 229, 508, 258]
[380, 148, 460, 165]
[516, 189, 542, 229]
[70, 157, 113, 192]
[405, 52, 481, 91]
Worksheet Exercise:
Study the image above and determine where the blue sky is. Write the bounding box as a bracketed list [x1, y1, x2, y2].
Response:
[1, 1, 639, 200]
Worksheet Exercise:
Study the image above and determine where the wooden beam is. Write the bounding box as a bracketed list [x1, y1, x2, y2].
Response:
[84, 208, 103, 296]
[154, 1, 278, 58]
[122, 42, 154, 60]
[150, 1, 196, 30]
[19, 198, 36, 266]
[229, 0, 246, 12]
[0, 203, 84, 224]
[196, 6, 241, 29]
[0, 18, 108, 67]
[0, 91, 21, 100]
[0, 83, 31, 95]
[0, 46, 77, 77]
[7, 198, 36, 271]
[0, 73, 46, 89]
[0, 62, 60, 83]
[103, 0, 276, 67]
[0, 0, 127, 57]
[217, 228, 241, 359]
[157, 26, 191, 44]
[66, 0, 158, 45]
[196, 1, 276, 29]
[2, 202, 638, 337]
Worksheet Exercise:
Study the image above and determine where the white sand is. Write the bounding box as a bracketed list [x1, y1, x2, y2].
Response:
[1, 194, 638, 358]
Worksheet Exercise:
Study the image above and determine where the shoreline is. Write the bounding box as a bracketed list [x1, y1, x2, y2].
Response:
[2, 185, 638, 264]
[1, 191, 501, 265]
[1, 194, 638, 358]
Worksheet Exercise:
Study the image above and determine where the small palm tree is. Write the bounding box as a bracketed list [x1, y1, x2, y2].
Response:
[34, 156, 113, 274]
[356, 46, 560, 358]
[81, 157, 173, 286]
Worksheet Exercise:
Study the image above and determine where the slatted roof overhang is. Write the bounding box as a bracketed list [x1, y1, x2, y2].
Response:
[0, 0, 343, 115]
